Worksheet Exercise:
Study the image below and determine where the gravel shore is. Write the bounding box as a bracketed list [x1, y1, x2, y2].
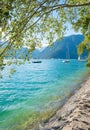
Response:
[38, 77, 90, 130]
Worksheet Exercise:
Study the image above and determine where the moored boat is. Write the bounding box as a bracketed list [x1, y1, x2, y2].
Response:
[78, 56, 86, 62]
[32, 61, 42, 63]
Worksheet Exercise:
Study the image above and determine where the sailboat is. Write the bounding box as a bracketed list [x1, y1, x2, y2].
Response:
[78, 55, 86, 62]
[62, 45, 70, 63]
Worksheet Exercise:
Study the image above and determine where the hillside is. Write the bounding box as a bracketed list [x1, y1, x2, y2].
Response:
[3, 34, 87, 59]
[32, 34, 86, 59]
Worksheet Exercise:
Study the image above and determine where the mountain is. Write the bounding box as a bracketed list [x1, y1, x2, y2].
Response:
[32, 49, 40, 58]
[32, 34, 87, 59]
[2, 34, 87, 59]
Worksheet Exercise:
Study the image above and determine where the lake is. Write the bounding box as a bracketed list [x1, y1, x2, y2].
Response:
[0, 59, 89, 130]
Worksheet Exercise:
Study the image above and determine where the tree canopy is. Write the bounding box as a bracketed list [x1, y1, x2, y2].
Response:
[0, 0, 90, 71]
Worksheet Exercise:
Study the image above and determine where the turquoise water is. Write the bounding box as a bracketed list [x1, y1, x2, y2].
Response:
[0, 59, 89, 130]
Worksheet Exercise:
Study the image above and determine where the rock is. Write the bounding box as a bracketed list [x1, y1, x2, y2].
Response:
[38, 77, 90, 130]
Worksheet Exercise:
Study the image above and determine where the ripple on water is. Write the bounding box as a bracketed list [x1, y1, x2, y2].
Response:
[0, 59, 88, 130]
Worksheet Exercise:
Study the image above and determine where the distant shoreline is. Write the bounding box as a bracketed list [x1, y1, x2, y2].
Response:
[38, 76, 90, 130]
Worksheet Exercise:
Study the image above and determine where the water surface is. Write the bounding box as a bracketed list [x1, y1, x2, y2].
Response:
[0, 59, 89, 130]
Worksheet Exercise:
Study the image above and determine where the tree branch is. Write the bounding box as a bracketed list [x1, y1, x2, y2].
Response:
[43, 2, 90, 9]
[20, 0, 48, 32]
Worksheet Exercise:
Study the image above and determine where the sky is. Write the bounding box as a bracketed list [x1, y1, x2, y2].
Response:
[64, 28, 82, 36]
[64, 22, 82, 36]
[41, 28, 82, 48]
[40, 20, 82, 48]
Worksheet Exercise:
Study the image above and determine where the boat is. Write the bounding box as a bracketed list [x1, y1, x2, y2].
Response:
[62, 59, 70, 63]
[78, 56, 86, 62]
[62, 45, 70, 63]
[32, 61, 42, 63]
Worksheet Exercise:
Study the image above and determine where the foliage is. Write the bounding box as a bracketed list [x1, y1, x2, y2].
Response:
[0, 0, 90, 70]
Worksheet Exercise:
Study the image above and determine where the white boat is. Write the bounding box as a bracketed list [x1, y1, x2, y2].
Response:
[62, 59, 70, 63]
[78, 56, 86, 62]
[62, 45, 70, 63]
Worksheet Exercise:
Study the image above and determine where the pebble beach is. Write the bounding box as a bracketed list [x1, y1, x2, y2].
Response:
[39, 77, 90, 130]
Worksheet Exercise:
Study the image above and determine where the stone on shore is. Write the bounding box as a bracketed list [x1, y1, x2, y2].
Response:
[38, 77, 90, 130]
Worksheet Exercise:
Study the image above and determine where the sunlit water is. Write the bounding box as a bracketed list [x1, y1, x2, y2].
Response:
[0, 59, 89, 130]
